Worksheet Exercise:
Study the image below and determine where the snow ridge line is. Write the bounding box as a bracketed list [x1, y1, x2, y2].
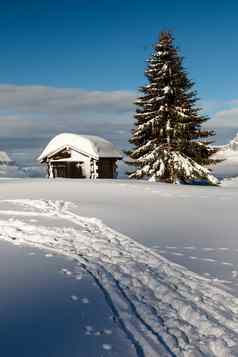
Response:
[72, 254, 146, 357]
[61, 206, 187, 355]
[28, 200, 175, 355]
[0, 200, 238, 356]
[103, 266, 177, 357]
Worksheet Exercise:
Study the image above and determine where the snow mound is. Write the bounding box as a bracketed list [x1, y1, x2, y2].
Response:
[0, 152, 22, 177]
[0, 165, 44, 178]
[0, 151, 12, 164]
[0, 164, 25, 178]
[38, 133, 123, 161]
[0, 199, 238, 356]
[212, 133, 238, 179]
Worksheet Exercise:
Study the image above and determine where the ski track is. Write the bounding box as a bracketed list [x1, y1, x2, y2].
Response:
[0, 199, 238, 356]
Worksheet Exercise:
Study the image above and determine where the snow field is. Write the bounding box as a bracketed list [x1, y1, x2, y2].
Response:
[0, 198, 238, 356]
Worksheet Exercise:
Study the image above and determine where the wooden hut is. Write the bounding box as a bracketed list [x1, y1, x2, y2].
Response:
[38, 133, 123, 179]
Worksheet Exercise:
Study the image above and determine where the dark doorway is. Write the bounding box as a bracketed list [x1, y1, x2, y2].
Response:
[97, 159, 115, 178]
[52, 162, 84, 178]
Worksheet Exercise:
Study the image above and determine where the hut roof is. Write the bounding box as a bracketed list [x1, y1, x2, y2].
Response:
[38, 133, 123, 161]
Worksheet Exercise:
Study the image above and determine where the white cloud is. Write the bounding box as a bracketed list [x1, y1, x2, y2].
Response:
[0, 84, 136, 140]
[0, 83, 237, 153]
[0, 85, 135, 114]
[211, 107, 238, 128]
[204, 101, 238, 144]
[201, 100, 230, 114]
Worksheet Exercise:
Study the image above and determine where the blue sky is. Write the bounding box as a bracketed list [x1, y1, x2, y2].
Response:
[0, 0, 237, 96]
[0, 0, 238, 164]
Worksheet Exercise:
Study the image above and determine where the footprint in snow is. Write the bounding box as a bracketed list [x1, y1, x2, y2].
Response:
[94, 331, 102, 336]
[61, 268, 72, 276]
[85, 326, 93, 331]
[71, 295, 79, 301]
[104, 329, 112, 335]
[109, 315, 117, 322]
[94, 329, 112, 336]
[81, 297, 89, 304]
[102, 344, 112, 351]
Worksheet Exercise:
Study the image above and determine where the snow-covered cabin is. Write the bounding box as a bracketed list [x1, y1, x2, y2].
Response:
[38, 133, 123, 179]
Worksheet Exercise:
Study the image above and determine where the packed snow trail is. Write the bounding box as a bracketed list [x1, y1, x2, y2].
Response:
[0, 200, 238, 356]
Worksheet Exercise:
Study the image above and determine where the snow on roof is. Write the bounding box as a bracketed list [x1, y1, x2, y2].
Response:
[38, 133, 123, 161]
[0, 151, 12, 164]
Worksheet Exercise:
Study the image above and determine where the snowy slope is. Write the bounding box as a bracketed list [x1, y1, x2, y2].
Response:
[0, 178, 237, 292]
[0, 180, 238, 356]
[0, 198, 238, 356]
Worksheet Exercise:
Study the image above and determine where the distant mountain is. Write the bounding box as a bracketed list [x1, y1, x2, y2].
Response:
[212, 133, 238, 179]
[0, 151, 45, 178]
[228, 133, 238, 151]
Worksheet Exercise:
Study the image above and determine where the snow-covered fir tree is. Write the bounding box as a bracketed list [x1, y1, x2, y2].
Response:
[127, 32, 219, 184]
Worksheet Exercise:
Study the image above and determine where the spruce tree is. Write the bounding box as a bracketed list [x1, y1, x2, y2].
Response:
[127, 32, 218, 184]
